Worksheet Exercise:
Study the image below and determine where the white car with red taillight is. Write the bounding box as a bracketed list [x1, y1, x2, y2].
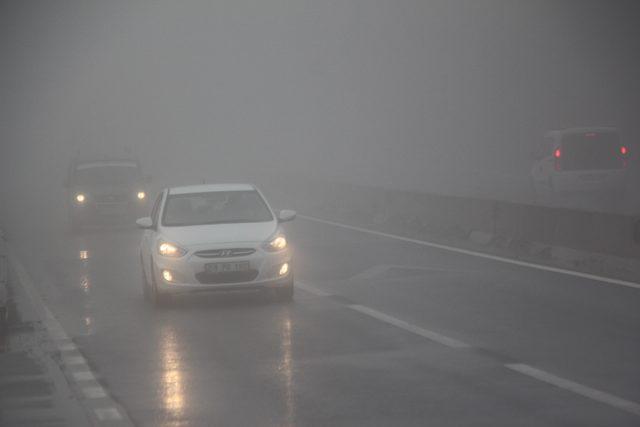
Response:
[137, 183, 296, 306]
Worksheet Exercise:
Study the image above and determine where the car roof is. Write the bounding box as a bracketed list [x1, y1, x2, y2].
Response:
[545, 127, 618, 137]
[167, 183, 256, 195]
[75, 160, 139, 170]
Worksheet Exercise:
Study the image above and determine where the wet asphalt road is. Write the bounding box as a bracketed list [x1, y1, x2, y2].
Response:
[8, 212, 640, 426]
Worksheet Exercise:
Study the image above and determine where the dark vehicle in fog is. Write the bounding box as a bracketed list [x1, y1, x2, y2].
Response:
[531, 127, 629, 202]
[66, 158, 150, 229]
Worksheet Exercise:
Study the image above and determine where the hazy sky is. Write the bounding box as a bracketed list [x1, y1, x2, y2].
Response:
[2, 0, 639, 197]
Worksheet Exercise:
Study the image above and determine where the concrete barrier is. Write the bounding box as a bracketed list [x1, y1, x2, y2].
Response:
[264, 174, 638, 261]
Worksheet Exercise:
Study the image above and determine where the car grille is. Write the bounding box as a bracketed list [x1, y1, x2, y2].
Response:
[195, 270, 259, 284]
[194, 248, 256, 258]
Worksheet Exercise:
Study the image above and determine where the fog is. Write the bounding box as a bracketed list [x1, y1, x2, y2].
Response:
[1, 0, 639, 213]
[2, 3, 640, 425]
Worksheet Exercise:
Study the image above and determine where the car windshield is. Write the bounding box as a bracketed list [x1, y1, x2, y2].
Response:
[162, 190, 273, 226]
[74, 165, 140, 187]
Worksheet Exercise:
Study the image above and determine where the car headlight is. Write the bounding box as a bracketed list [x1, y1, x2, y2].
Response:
[137, 191, 146, 200]
[263, 234, 287, 252]
[158, 241, 187, 257]
[75, 193, 86, 204]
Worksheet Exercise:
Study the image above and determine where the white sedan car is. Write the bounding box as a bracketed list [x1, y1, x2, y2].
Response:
[137, 184, 296, 306]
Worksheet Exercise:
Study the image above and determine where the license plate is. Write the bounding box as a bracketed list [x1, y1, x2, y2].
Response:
[96, 203, 127, 215]
[205, 261, 250, 274]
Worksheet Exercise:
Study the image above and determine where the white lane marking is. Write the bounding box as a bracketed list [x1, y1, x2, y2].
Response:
[83, 386, 107, 399]
[296, 281, 331, 297]
[299, 215, 640, 291]
[349, 264, 476, 282]
[94, 407, 123, 421]
[349, 304, 470, 349]
[10, 248, 138, 425]
[506, 363, 640, 417]
[59, 343, 78, 352]
[72, 371, 96, 382]
[63, 356, 86, 366]
[349, 264, 394, 282]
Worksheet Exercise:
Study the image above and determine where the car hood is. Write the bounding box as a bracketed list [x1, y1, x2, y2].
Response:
[160, 221, 278, 247]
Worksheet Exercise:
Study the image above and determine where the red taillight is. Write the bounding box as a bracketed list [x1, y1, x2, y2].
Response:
[620, 146, 628, 155]
[553, 148, 562, 171]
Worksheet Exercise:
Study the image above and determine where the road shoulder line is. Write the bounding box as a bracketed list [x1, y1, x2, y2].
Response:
[299, 215, 640, 291]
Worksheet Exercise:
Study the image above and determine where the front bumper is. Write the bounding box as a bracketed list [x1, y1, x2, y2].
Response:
[153, 248, 292, 294]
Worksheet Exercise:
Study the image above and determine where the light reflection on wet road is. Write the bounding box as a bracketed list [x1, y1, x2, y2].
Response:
[160, 325, 185, 424]
[278, 315, 294, 427]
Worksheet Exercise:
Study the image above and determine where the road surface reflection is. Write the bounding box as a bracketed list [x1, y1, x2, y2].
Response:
[160, 324, 186, 425]
[279, 311, 295, 427]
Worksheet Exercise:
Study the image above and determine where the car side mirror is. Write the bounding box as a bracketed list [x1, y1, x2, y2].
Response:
[278, 209, 297, 223]
[136, 217, 154, 229]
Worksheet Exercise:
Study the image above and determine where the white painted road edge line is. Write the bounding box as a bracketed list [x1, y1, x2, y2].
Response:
[506, 363, 640, 417]
[9, 252, 132, 425]
[83, 386, 108, 399]
[299, 215, 640, 291]
[94, 408, 123, 421]
[349, 304, 470, 349]
[63, 356, 87, 366]
[73, 371, 97, 382]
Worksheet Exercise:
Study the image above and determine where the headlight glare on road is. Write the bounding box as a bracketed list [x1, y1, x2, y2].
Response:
[137, 191, 146, 200]
[75, 193, 86, 204]
[158, 242, 187, 257]
[264, 234, 287, 252]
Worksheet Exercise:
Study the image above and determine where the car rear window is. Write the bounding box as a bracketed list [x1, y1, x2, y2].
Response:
[560, 132, 623, 171]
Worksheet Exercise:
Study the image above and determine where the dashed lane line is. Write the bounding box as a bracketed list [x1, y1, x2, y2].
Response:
[507, 363, 640, 417]
[348, 304, 470, 349]
[295, 283, 640, 417]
